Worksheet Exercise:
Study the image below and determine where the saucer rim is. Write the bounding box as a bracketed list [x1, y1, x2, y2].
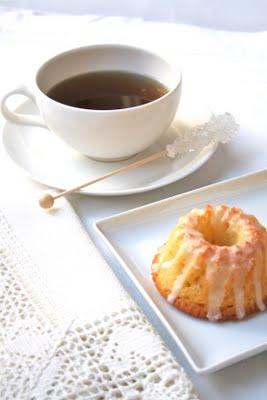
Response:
[2, 100, 217, 196]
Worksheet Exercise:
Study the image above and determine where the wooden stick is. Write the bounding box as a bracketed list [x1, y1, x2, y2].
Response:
[38, 149, 167, 209]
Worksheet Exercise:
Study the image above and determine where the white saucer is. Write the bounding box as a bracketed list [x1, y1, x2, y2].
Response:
[3, 100, 216, 196]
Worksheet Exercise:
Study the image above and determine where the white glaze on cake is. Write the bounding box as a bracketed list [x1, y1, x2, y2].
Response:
[155, 205, 267, 320]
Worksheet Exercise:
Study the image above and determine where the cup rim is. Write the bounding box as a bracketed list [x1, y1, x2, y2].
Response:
[36, 43, 182, 114]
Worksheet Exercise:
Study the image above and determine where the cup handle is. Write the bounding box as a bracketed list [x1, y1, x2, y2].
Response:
[1, 85, 47, 128]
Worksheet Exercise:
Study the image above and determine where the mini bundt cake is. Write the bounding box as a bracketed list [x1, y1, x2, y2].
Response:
[152, 205, 267, 321]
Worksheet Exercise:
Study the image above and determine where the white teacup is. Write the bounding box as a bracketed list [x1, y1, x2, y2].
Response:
[1, 44, 182, 161]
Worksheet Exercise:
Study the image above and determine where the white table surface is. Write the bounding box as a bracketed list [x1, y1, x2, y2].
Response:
[1, 9, 267, 400]
[7, 0, 267, 31]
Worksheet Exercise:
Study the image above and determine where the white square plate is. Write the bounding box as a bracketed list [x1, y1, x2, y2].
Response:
[95, 170, 267, 374]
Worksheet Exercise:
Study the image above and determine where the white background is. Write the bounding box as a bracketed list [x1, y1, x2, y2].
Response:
[3, 0, 267, 31]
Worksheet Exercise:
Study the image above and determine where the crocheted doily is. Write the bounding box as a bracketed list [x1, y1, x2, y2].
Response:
[0, 209, 198, 399]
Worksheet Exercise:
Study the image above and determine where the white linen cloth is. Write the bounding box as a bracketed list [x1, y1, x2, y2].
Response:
[0, 195, 197, 399]
[1, 8, 267, 400]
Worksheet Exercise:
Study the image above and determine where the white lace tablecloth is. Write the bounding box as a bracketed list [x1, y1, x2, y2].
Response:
[0, 199, 197, 399]
[1, 8, 267, 400]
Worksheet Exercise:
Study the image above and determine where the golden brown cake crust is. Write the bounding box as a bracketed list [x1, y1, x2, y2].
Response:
[151, 205, 267, 322]
[152, 253, 267, 321]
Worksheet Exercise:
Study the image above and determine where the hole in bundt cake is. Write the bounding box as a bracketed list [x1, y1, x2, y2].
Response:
[197, 218, 238, 247]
